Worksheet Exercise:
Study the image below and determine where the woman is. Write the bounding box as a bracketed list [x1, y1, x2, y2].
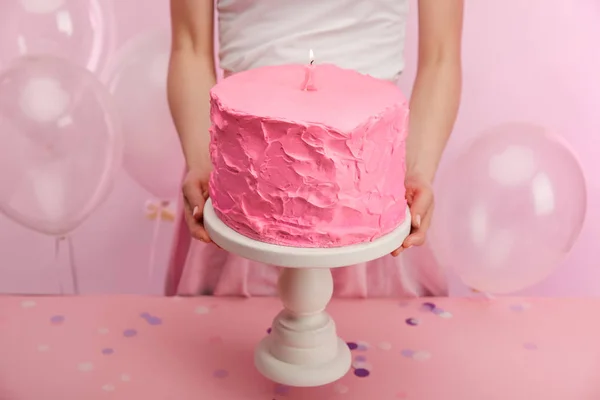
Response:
[166, 0, 463, 297]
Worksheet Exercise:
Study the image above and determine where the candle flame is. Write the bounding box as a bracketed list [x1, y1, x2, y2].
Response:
[309, 49, 314, 65]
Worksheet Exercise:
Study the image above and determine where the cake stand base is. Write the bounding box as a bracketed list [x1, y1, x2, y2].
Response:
[255, 336, 351, 387]
[204, 199, 411, 387]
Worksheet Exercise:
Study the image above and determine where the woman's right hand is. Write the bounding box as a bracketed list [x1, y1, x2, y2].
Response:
[181, 168, 212, 243]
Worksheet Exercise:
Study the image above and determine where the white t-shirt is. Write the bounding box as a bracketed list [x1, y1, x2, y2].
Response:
[217, 0, 410, 82]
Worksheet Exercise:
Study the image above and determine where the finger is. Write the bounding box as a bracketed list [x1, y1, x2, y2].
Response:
[182, 194, 211, 243]
[403, 209, 433, 247]
[391, 246, 403, 257]
[182, 182, 207, 223]
[408, 190, 433, 230]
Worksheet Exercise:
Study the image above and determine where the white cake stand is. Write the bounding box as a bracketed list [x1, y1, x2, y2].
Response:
[203, 199, 411, 387]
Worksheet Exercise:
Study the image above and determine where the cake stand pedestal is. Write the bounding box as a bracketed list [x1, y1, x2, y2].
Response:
[204, 199, 411, 387]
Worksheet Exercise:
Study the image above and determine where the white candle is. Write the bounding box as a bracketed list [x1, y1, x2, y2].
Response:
[302, 49, 316, 91]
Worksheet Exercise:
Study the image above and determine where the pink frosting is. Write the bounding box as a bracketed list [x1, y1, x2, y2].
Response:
[209, 64, 409, 248]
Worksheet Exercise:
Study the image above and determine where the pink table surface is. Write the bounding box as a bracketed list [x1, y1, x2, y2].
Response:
[0, 296, 598, 400]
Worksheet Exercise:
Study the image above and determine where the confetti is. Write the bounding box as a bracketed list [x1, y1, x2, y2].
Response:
[274, 384, 291, 395]
[412, 351, 432, 361]
[78, 362, 94, 372]
[140, 313, 163, 325]
[147, 316, 162, 325]
[195, 306, 210, 315]
[123, 329, 137, 337]
[346, 342, 358, 350]
[421, 302, 436, 311]
[120, 374, 131, 382]
[20, 300, 37, 308]
[267, 327, 272, 334]
[354, 368, 370, 377]
[101, 384, 116, 392]
[401, 349, 415, 358]
[334, 384, 349, 394]
[354, 355, 367, 362]
[356, 341, 370, 351]
[352, 361, 373, 371]
[438, 311, 453, 319]
[102, 348, 114, 355]
[378, 342, 392, 350]
[50, 315, 65, 324]
[37, 344, 50, 352]
[406, 318, 420, 326]
[213, 369, 229, 379]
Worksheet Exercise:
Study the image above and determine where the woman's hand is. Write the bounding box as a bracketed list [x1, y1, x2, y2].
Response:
[181, 169, 212, 243]
[391, 172, 434, 256]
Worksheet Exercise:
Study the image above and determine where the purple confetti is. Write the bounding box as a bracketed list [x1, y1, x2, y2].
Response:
[147, 317, 162, 325]
[354, 368, 370, 377]
[213, 369, 229, 379]
[432, 307, 445, 315]
[123, 329, 137, 337]
[401, 349, 415, 358]
[274, 384, 291, 395]
[267, 327, 272, 334]
[406, 318, 420, 326]
[523, 342, 538, 350]
[140, 312, 151, 318]
[50, 315, 65, 324]
[347, 342, 358, 350]
[102, 348, 114, 355]
[354, 355, 367, 362]
[421, 302, 436, 311]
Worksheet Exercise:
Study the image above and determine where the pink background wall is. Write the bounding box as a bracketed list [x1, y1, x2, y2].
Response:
[1, 0, 598, 296]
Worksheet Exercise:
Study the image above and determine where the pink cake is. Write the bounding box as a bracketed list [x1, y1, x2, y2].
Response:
[208, 63, 409, 248]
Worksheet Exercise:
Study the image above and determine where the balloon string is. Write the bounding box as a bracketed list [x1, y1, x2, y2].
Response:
[53, 236, 80, 295]
[66, 236, 80, 295]
[147, 204, 164, 285]
[54, 237, 64, 295]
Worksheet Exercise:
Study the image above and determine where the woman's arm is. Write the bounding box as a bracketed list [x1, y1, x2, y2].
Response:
[393, 0, 463, 254]
[168, 0, 216, 242]
[406, 0, 463, 183]
[167, 0, 216, 176]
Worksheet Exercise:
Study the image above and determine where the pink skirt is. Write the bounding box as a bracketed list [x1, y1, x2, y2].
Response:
[165, 195, 448, 298]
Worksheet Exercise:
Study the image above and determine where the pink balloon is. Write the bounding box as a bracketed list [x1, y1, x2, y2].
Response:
[0, 0, 115, 73]
[0, 56, 122, 236]
[105, 31, 184, 200]
[429, 123, 587, 294]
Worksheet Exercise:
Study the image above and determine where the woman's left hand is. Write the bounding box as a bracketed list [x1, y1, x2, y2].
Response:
[391, 173, 434, 256]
